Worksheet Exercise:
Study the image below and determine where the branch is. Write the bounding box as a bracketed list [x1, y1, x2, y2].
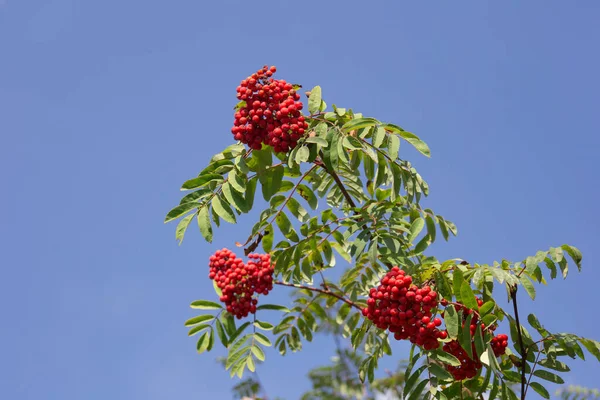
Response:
[510, 285, 528, 400]
[274, 281, 362, 310]
[314, 155, 357, 208]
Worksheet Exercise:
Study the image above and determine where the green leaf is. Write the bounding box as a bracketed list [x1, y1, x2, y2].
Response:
[373, 126, 386, 147]
[460, 281, 477, 310]
[196, 330, 211, 354]
[245, 176, 258, 210]
[187, 323, 210, 337]
[254, 332, 272, 347]
[297, 184, 318, 210]
[222, 181, 248, 212]
[308, 86, 322, 114]
[341, 117, 379, 132]
[479, 301, 495, 316]
[408, 217, 425, 243]
[529, 382, 550, 399]
[519, 275, 536, 300]
[533, 369, 564, 384]
[184, 314, 214, 327]
[404, 365, 427, 398]
[275, 212, 292, 236]
[261, 165, 284, 201]
[425, 215, 436, 243]
[538, 358, 570, 372]
[256, 304, 290, 312]
[388, 134, 400, 160]
[580, 338, 600, 362]
[165, 202, 200, 223]
[383, 125, 431, 157]
[190, 300, 222, 310]
[251, 344, 265, 361]
[197, 207, 213, 242]
[445, 305, 459, 340]
[561, 244, 583, 271]
[215, 319, 228, 347]
[431, 349, 461, 366]
[211, 195, 236, 224]
[286, 197, 309, 223]
[262, 224, 274, 252]
[181, 174, 223, 191]
[460, 313, 473, 359]
[305, 136, 328, 147]
[175, 213, 195, 244]
[254, 320, 274, 331]
[295, 146, 310, 163]
[453, 269, 464, 302]
[408, 379, 429, 400]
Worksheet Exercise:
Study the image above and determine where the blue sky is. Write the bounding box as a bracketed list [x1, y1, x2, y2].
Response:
[1, 1, 599, 399]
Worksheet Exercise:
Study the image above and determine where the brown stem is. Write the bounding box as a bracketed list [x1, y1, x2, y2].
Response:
[523, 349, 543, 399]
[510, 285, 527, 400]
[316, 153, 357, 208]
[274, 281, 362, 310]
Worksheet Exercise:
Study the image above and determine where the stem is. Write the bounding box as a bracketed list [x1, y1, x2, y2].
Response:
[315, 155, 357, 208]
[523, 350, 543, 399]
[510, 285, 527, 400]
[274, 281, 362, 310]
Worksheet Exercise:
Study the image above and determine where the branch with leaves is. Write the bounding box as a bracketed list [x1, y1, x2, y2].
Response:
[167, 71, 598, 399]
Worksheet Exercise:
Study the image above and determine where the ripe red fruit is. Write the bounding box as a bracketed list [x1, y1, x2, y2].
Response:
[208, 248, 274, 319]
[363, 267, 442, 350]
[231, 66, 308, 153]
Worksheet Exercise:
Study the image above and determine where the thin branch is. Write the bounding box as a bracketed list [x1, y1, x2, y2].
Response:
[274, 281, 362, 310]
[523, 349, 543, 399]
[510, 285, 528, 400]
[314, 155, 357, 208]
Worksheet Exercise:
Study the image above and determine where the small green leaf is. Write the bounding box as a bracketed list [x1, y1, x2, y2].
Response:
[261, 165, 284, 201]
[254, 332, 272, 347]
[445, 305, 459, 339]
[190, 300, 222, 310]
[460, 282, 477, 310]
[256, 304, 290, 312]
[373, 126, 386, 147]
[251, 344, 265, 361]
[383, 125, 431, 157]
[262, 224, 274, 253]
[197, 207, 213, 243]
[175, 213, 195, 244]
[479, 301, 495, 316]
[408, 218, 425, 243]
[341, 117, 378, 132]
[295, 146, 310, 163]
[184, 314, 214, 327]
[211, 195, 236, 224]
[529, 382, 550, 399]
[431, 350, 461, 366]
[308, 86, 322, 114]
[388, 134, 400, 160]
[165, 202, 200, 223]
[181, 174, 223, 191]
[196, 330, 211, 354]
[254, 320, 274, 331]
[215, 319, 228, 347]
[519, 275, 536, 300]
[533, 369, 564, 384]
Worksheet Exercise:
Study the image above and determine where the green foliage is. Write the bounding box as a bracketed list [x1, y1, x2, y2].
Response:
[167, 83, 597, 399]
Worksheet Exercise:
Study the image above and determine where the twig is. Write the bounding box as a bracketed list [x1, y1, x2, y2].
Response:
[274, 281, 362, 310]
[510, 285, 527, 400]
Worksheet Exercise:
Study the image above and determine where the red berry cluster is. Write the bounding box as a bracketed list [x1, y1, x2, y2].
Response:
[491, 333, 509, 357]
[443, 340, 482, 380]
[208, 248, 274, 319]
[362, 267, 445, 350]
[231, 66, 309, 153]
[440, 297, 509, 380]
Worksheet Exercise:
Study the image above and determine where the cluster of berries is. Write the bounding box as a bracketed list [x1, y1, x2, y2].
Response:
[362, 267, 446, 350]
[208, 248, 274, 319]
[440, 297, 509, 380]
[231, 66, 308, 153]
[443, 340, 483, 380]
